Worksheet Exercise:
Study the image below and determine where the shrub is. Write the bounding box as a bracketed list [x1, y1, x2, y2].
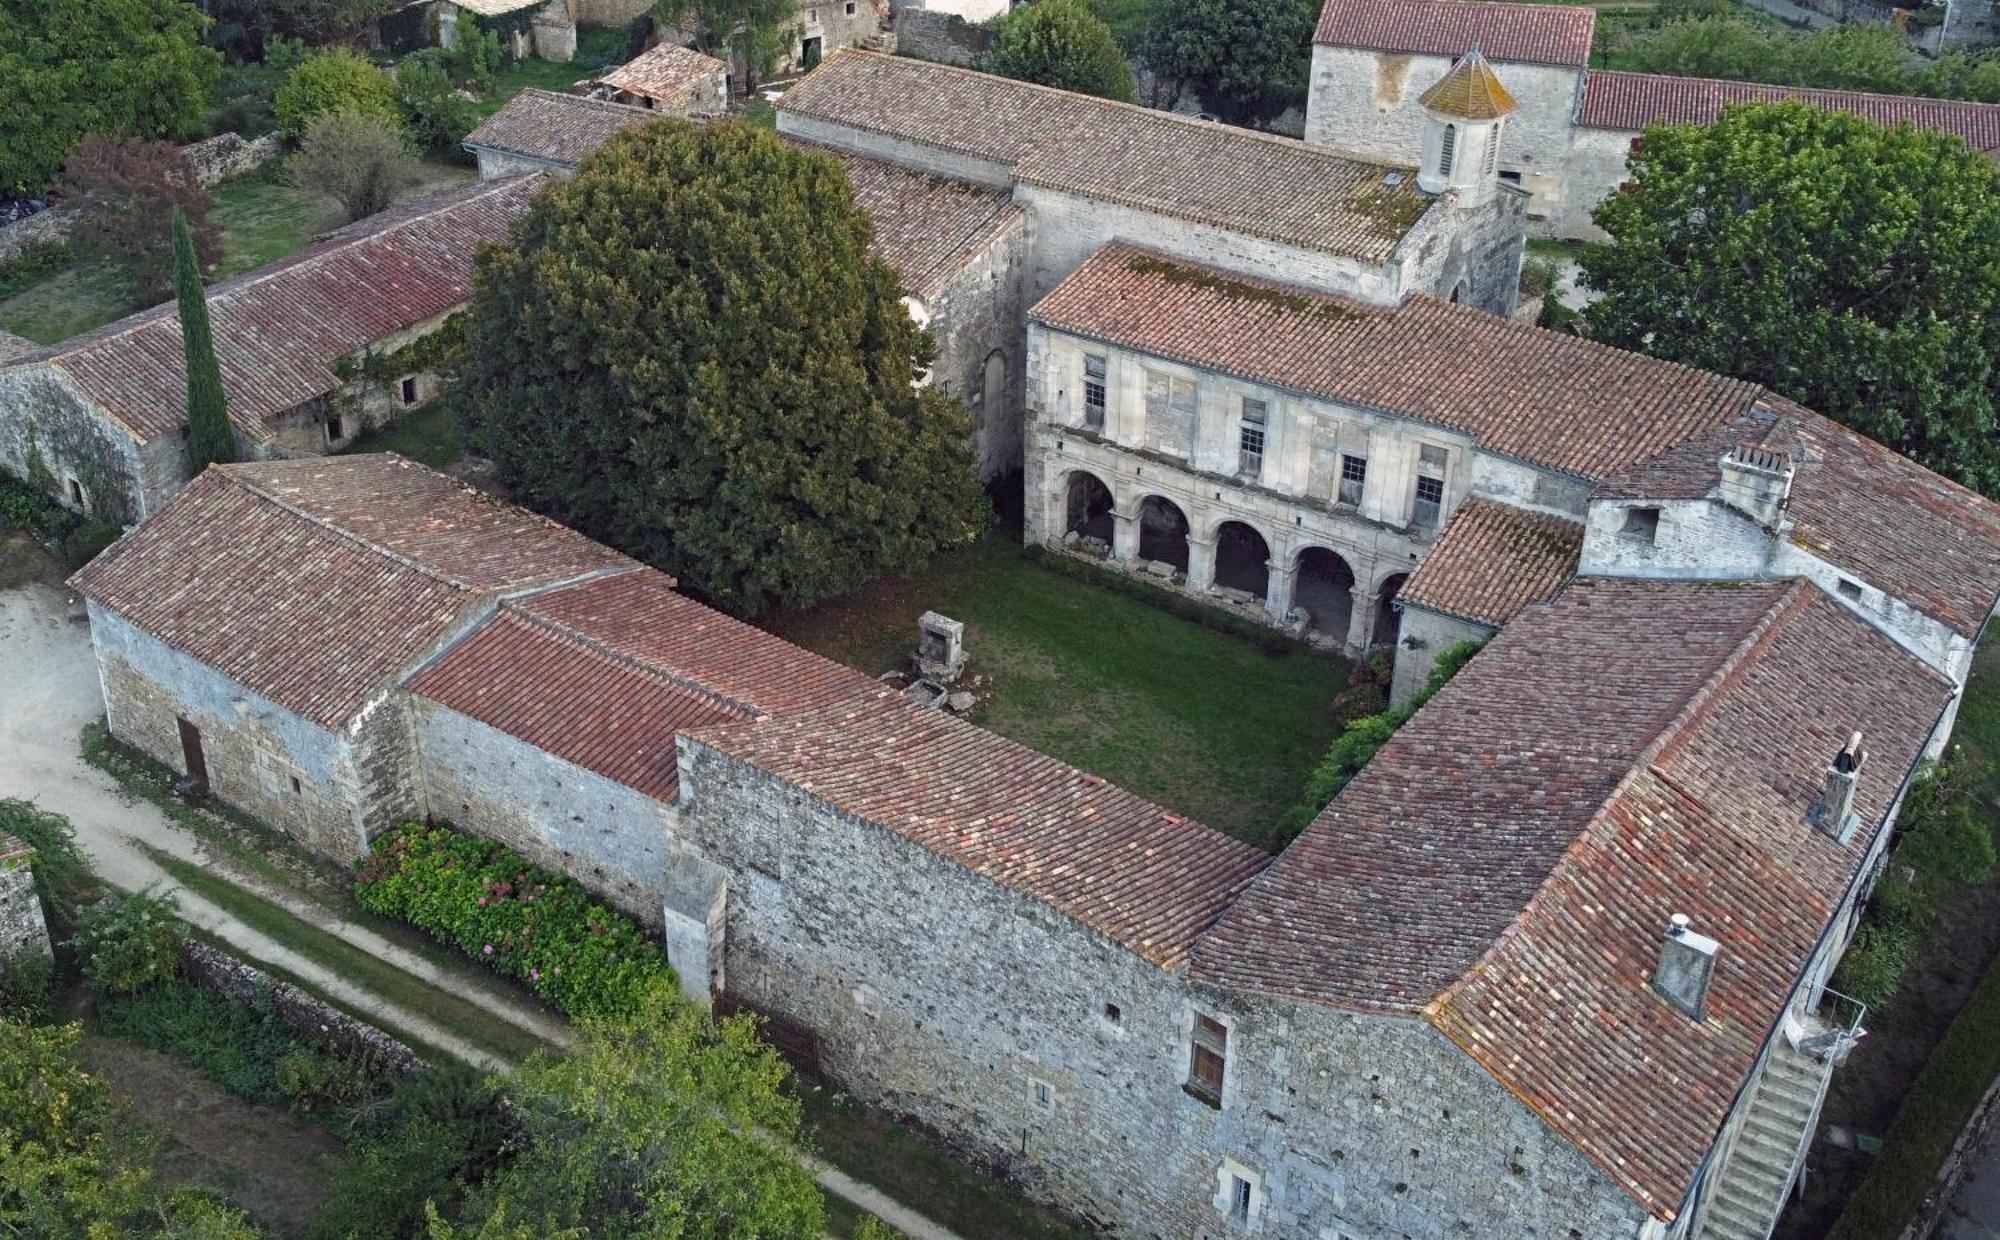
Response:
[397, 51, 482, 158]
[309, 1065, 513, 1240]
[61, 136, 221, 304]
[0, 798, 96, 923]
[289, 111, 420, 222]
[274, 48, 403, 140]
[984, 0, 1136, 101]
[60, 520, 122, 570]
[0, 955, 55, 1023]
[356, 822, 674, 1021]
[0, 471, 75, 540]
[72, 889, 187, 995]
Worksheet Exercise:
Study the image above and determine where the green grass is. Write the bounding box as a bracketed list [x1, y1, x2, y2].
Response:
[803, 1089, 1091, 1240]
[146, 847, 553, 1068]
[343, 400, 462, 468]
[764, 535, 1350, 848]
[1826, 637, 2000, 1238]
[470, 28, 631, 118]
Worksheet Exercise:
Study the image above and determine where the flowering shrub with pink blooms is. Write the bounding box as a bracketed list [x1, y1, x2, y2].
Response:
[355, 822, 672, 1021]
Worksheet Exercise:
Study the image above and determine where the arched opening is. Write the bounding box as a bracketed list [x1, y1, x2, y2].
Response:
[1065, 471, 1115, 544]
[1214, 521, 1271, 600]
[982, 349, 1006, 420]
[1137, 495, 1189, 571]
[1293, 547, 1356, 634]
[1374, 573, 1409, 648]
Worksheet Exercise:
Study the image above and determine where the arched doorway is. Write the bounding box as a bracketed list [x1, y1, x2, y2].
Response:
[982, 349, 1006, 416]
[1065, 471, 1114, 544]
[1374, 573, 1409, 648]
[1214, 521, 1271, 600]
[1294, 547, 1356, 634]
[1137, 496, 1189, 571]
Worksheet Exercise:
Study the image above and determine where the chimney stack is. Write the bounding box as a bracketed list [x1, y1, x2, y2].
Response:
[1653, 913, 1719, 1021]
[1811, 732, 1867, 844]
[1718, 445, 1795, 530]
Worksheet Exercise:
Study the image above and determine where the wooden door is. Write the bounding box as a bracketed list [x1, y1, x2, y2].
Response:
[177, 716, 208, 787]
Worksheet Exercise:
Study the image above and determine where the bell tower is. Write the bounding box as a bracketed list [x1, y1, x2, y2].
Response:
[1415, 48, 1519, 204]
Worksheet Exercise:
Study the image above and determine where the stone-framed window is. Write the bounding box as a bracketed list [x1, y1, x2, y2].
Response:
[1212, 1157, 1264, 1227]
[1028, 1075, 1056, 1112]
[1186, 1012, 1228, 1104]
[1082, 353, 1107, 431]
[1620, 506, 1660, 545]
[1237, 398, 1267, 479]
[1413, 444, 1449, 526]
[1338, 454, 1367, 507]
[1100, 1000, 1125, 1033]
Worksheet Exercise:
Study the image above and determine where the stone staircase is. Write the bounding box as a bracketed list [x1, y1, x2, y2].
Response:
[1695, 1034, 1831, 1240]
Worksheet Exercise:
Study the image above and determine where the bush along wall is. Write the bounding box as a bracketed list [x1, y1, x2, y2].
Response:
[355, 823, 673, 1021]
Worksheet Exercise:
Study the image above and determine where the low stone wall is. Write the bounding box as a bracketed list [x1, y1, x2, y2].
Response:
[893, 8, 993, 66]
[0, 833, 51, 962]
[181, 941, 426, 1077]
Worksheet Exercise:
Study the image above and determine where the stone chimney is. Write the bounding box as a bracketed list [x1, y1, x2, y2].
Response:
[1810, 731, 1867, 844]
[1653, 913, 1719, 1021]
[1718, 445, 1794, 530]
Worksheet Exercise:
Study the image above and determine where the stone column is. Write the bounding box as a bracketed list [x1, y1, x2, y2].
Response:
[1186, 535, 1217, 592]
[1264, 559, 1296, 624]
[1345, 586, 1377, 654]
[1112, 509, 1141, 562]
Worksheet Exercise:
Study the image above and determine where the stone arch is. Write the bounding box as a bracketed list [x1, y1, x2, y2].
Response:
[1137, 495, 1190, 571]
[1064, 470, 1115, 544]
[1214, 520, 1271, 600]
[1374, 572, 1410, 648]
[1292, 546, 1356, 636]
[982, 348, 1007, 420]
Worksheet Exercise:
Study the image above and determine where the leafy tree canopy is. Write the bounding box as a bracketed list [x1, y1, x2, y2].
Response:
[986, 0, 1137, 102]
[1618, 17, 2000, 102]
[0, 0, 220, 196]
[204, 0, 400, 61]
[1581, 101, 2000, 495]
[1138, 0, 1315, 123]
[63, 137, 222, 304]
[273, 47, 403, 140]
[462, 982, 825, 1237]
[458, 121, 981, 615]
[652, 0, 800, 83]
[291, 111, 421, 221]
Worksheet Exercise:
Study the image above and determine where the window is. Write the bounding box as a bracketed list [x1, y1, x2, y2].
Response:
[1620, 506, 1660, 545]
[1142, 370, 1198, 459]
[845, 1, 856, 11]
[1499, 169, 1523, 184]
[400, 376, 419, 405]
[1029, 1077, 1054, 1110]
[1438, 123, 1456, 177]
[325, 414, 344, 443]
[1103, 1001, 1122, 1027]
[289, 775, 302, 796]
[1483, 121, 1502, 177]
[66, 477, 85, 511]
[1838, 578, 1864, 601]
[1237, 398, 1267, 477]
[1229, 1174, 1253, 1223]
[1413, 444, 1448, 526]
[1187, 1013, 1227, 1103]
[1338, 454, 1367, 507]
[1082, 353, 1107, 431]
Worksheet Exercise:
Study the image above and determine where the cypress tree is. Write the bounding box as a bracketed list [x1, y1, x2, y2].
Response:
[173, 205, 234, 466]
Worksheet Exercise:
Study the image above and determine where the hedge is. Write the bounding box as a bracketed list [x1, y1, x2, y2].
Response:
[356, 823, 672, 1021]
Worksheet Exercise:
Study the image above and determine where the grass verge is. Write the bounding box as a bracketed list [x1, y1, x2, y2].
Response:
[343, 399, 461, 468]
[146, 846, 552, 1067]
[764, 533, 1349, 848]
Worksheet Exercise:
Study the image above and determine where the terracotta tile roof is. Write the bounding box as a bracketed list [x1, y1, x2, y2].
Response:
[1579, 70, 2000, 152]
[69, 455, 627, 727]
[689, 694, 1273, 968]
[1031, 245, 1761, 478]
[599, 44, 728, 103]
[777, 51, 1431, 263]
[10, 177, 540, 445]
[1398, 499, 1579, 626]
[1193, 576, 1953, 1216]
[1417, 48, 1520, 119]
[464, 89, 660, 163]
[1313, 0, 1596, 67]
[1601, 397, 2000, 638]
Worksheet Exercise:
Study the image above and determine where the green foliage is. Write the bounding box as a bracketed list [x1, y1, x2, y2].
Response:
[854, 1217, 910, 1240]
[463, 981, 825, 1238]
[985, 0, 1136, 101]
[653, 0, 799, 83]
[175, 206, 238, 468]
[0, 799, 95, 926]
[0, 957, 55, 1024]
[274, 47, 403, 140]
[458, 122, 981, 615]
[310, 1065, 510, 1240]
[1138, 0, 1314, 123]
[1274, 638, 1485, 843]
[289, 111, 421, 222]
[73, 889, 189, 995]
[399, 51, 483, 157]
[205, 0, 399, 59]
[355, 822, 674, 1021]
[443, 27, 507, 91]
[1082, 0, 1156, 49]
[63, 136, 222, 305]
[1582, 102, 2000, 496]
[0, 0, 221, 196]
[0, 1019, 161, 1234]
[0, 473, 72, 538]
[60, 520, 122, 570]
[1617, 17, 2000, 102]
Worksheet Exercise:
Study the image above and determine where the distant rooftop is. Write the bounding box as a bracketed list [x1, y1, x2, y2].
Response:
[463, 88, 658, 164]
[598, 43, 728, 103]
[1314, 0, 1596, 67]
[1579, 70, 2000, 152]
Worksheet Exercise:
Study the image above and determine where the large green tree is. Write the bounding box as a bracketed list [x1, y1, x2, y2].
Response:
[273, 47, 403, 140]
[458, 121, 981, 615]
[462, 983, 825, 1237]
[985, 0, 1137, 102]
[0, 0, 220, 196]
[1616, 17, 2000, 102]
[1138, 0, 1315, 123]
[1581, 102, 2000, 494]
[174, 206, 236, 468]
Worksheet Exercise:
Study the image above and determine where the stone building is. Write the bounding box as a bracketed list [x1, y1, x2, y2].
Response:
[438, 0, 578, 61]
[1304, 0, 2000, 236]
[463, 88, 660, 178]
[596, 42, 730, 113]
[0, 833, 51, 964]
[0, 177, 540, 524]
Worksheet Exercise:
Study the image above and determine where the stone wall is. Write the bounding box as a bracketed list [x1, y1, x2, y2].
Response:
[1406, 186, 1528, 316]
[789, 0, 891, 73]
[410, 697, 682, 925]
[1549, 123, 1638, 239]
[894, 7, 996, 64]
[182, 941, 426, 1076]
[574, 0, 651, 23]
[675, 737, 1656, 1237]
[470, 146, 577, 181]
[0, 835, 51, 962]
[923, 209, 1028, 479]
[0, 364, 150, 524]
[1388, 604, 1492, 704]
[89, 603, 408, 859]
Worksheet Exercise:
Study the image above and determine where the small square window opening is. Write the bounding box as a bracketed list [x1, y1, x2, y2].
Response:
[1029, 1077, 1054, 1109]
[845, 1, 856, 12]
[1838, 578, 1863, 601]
[1103, 1001, 1122, 1026]
[290, 775, 302, 795]
[1621, 506, 1661, 545]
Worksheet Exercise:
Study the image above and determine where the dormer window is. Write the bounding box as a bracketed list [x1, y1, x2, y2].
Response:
[1621, 506, 1660, 545]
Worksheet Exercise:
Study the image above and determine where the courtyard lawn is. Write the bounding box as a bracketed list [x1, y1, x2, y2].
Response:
[764, 535, 1350, 849]
[470, 27, 632, 118]
[343, 400, 462, 469]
